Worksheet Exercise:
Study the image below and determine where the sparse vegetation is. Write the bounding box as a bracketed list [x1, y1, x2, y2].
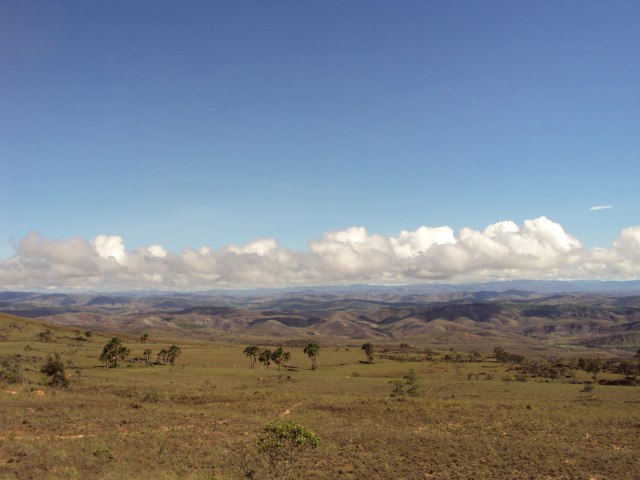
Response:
[0, 311, 639, 479]
[494, 346, 524, 364]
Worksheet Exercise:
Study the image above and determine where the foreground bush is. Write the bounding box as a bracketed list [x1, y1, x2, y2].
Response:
[257, 421, 320, 480]
[40, 353, 68, 388]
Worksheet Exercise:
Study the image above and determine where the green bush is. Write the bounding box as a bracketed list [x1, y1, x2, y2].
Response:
[0, 355, 25, 384]
[40, 353, 69, 388]
[390, 369, 422, 397]
[257, 421, 320, 480]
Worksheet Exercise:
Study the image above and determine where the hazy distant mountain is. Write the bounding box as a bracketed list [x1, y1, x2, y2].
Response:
[1, 283, 639, 353]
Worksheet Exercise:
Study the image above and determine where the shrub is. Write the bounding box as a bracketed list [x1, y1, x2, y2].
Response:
[40, 353, 69, 388]
[257, 421, 320, 480]
[390, 369, 422, 397]
[0, 355, 25, 384]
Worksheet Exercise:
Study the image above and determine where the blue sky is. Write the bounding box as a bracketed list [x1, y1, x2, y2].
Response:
[1, 1, 639, 289]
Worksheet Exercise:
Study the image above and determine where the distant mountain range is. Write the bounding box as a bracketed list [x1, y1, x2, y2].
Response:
[1, 281, 639, 355]
[66, 279, 640, 297]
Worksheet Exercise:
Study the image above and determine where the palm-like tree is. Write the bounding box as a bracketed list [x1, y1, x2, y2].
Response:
[282, 351, 291, 367]
[100, 337, 126, 368]
[167, 345, 181, 366]
[259, 349, 272, 369]
[271, 347, 284, 371]
[244, 345, 260, 369]
[157, 348, 169, 365]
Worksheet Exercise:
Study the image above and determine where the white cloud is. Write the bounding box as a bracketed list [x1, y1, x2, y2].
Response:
[92, 235, 127, 265]
[590, 205, 613, 211]
[1, 217, 640, 290]
[147, 245, 168, 258]
[390, 226, 455, 258]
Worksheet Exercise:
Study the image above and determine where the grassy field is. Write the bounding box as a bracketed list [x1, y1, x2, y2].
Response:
[1, 313, 639, 479]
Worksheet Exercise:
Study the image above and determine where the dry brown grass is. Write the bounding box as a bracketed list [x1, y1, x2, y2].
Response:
[0, 314, 639, 479]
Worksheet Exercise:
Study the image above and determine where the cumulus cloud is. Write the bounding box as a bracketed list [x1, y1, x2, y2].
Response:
[93, 235, 127, 265]
[590, 205, 613, 211]
[1, 217, 640, 290]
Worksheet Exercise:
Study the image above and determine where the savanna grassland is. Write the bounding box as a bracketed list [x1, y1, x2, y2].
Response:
[1, 313, 639, 480]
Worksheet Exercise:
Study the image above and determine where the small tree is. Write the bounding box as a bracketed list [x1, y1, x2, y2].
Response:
[157, 348, 169, 365]
[244, 345, 260, 369]
[583, 358, 602, 381]
[118, 346, 130, 363]
[361, 343, 375, 363]
[257, 421, 320, 480]
[259, 349, 272, 369]
[167, 345, 181, 366]
[282, 351, 291, 368]
[303, 343, 320, 370]
[271, 348, 291, 371]
[40, 353, 69, 388]
[494, 347, 508, 364]
[139, 333, 149, 344]
[143, 348, 152, 364]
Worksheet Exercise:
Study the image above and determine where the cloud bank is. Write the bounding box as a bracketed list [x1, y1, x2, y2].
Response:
[2, 216, 640, 290]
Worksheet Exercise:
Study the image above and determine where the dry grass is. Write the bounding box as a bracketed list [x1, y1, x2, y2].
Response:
[1, 314, 639, 479]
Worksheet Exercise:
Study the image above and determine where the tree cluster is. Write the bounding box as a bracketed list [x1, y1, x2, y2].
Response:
[100, 337, 130, 368]
[99, 337, 181, 367]
[157, 345, 182, 365]
[245, 346, 292, 371]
